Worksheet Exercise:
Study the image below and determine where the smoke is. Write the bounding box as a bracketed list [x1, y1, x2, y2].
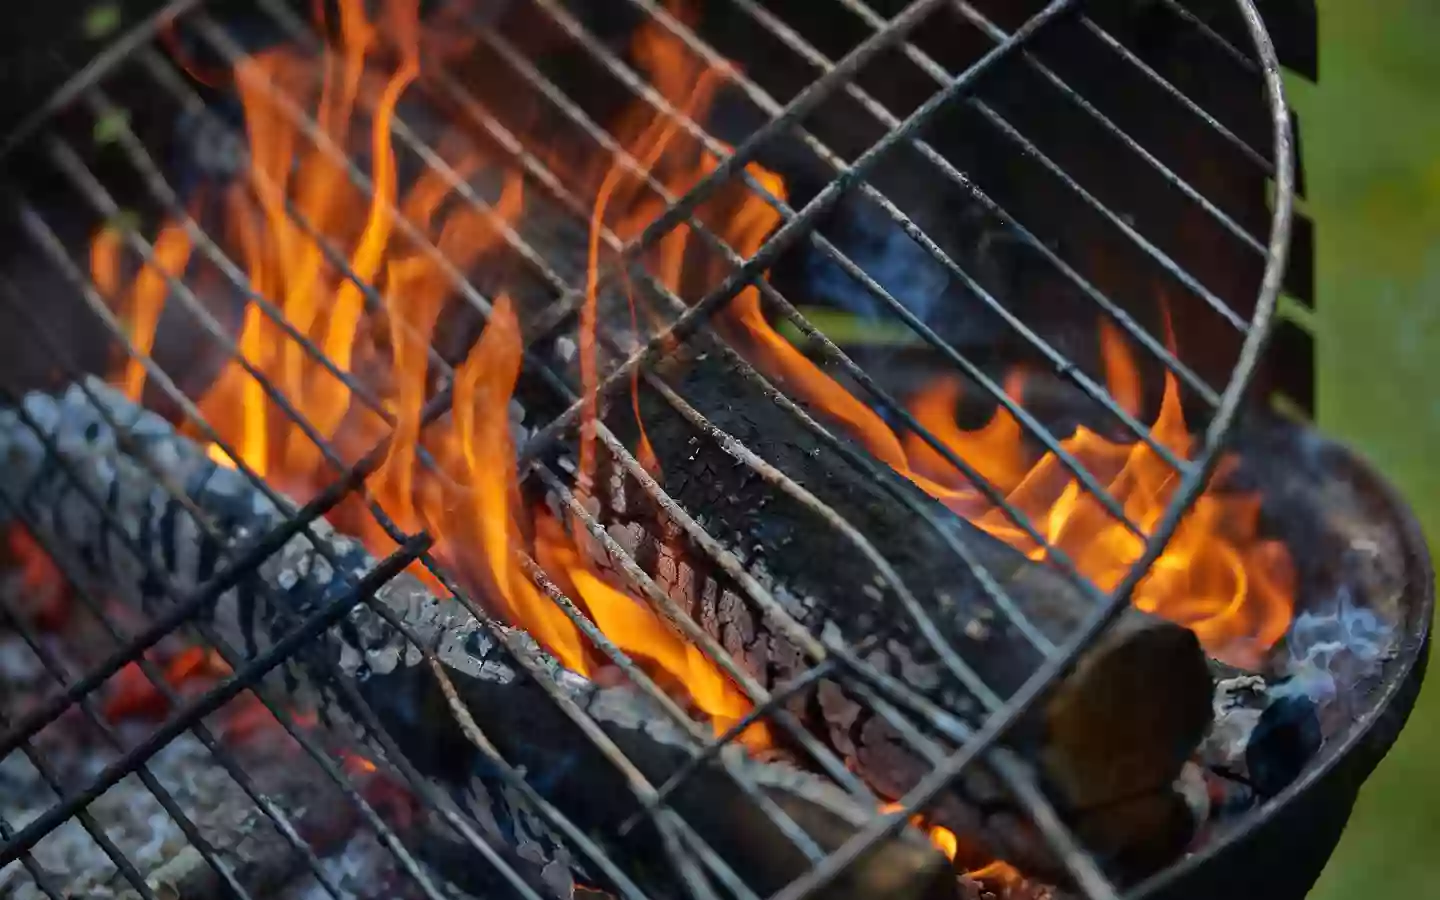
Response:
[1272, 586, 1393, 706]
[802, 196, 952, 325]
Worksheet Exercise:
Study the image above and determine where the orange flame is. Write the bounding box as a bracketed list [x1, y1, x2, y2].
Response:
[89, 0, 761, 744]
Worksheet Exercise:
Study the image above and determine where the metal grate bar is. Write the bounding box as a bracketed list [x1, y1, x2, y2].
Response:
[0, 497, 326, 900]
[1155, 0, 1264, 73]
[229, 0, 1093, 712]
[0, 533, 432, 866]
[0, 281, 458, 900]
[0, 610, 166, 900]
[0, 811, 68, 900]
[1077, 14, 1273, 172]
[0, 392, 370, 764]
[517, 0, 1155, 536]
[829, 0, 1267, 315]
[0, 498, 348, 898]
[926, 0, 1264, 246]
[0, 358, 458, 896]
[156, 21, 881, 795]
[966, 101, 1251, 332]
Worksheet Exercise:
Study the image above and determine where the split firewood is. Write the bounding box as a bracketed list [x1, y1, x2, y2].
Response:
[0, 378, 956, 900]
[592, 337, 1214, 878]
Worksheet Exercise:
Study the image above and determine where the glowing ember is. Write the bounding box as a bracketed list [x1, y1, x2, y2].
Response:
[968, 859, 1032, 894]
[3, 526, 69, 630]
[881, 802, 961, 863]
[103, 646, 231, 722]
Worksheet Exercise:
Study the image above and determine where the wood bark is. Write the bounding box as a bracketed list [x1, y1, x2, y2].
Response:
[596, 337, 1214, 878]
[0, 378, 955, 900]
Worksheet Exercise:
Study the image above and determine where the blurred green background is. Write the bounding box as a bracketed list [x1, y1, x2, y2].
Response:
[1294, 0, 1439, 897]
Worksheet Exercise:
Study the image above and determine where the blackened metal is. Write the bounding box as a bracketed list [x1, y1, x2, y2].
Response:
[1076, 16, 1271, 174]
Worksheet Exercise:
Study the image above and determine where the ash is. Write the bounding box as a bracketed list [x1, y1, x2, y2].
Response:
[0, 628, 433, 900]
[0, 719, 244, 899]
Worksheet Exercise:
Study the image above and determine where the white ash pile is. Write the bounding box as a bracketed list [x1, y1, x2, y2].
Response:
[0, 616, 421, 900]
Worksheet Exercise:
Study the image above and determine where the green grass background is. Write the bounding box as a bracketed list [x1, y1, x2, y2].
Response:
[1294, 0, 1439, 896]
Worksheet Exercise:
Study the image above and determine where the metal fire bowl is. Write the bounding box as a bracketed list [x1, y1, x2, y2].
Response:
[1134, 436, 1433, 900]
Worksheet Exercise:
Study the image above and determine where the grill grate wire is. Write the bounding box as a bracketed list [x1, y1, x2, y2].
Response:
[0, 1, 1296, 899]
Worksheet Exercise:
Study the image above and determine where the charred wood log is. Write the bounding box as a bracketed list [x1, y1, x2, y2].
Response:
[0, 378, 956, 900]
[604, 338, 1214, 879]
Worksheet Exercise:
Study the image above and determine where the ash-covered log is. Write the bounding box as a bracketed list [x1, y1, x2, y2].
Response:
[0, 379, 955, 900]
[603, 337, 1214, 877]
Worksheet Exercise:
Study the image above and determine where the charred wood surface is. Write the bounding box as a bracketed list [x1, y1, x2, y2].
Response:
[614, 339, 1213, 877]
[0, 379, 954, 900]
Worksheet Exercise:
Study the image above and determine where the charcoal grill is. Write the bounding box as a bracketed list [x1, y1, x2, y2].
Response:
[0, 1, 1428, 899]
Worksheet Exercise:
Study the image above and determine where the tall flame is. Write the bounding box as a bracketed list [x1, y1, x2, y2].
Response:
[89, 0, 776, 743]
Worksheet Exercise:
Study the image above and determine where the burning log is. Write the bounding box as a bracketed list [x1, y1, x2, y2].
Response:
[605, 338, 1215, 877]
[0, 379, 956, 900]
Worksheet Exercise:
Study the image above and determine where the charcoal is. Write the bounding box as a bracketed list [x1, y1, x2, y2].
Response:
[613, 337, 1214, 878]
[0, 378, 956, 900]
[1244, 693, 1321, 799]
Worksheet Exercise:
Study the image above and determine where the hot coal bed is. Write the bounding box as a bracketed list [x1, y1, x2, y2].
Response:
[0, 2, 1429, 900]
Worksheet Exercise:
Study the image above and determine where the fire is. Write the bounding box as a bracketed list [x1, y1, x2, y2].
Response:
[912, 322, 1296, 668]
[967, 860, 1031, 895]
[90, 0, 1292, 780]
[89, 0, 763, 745]
[881, 802, 962, 864]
